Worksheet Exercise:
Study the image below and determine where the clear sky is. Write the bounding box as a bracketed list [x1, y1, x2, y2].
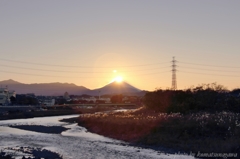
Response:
[1, 0, 240, 91]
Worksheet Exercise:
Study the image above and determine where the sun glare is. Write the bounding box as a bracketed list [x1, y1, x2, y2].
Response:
[114, 76, 123, 83]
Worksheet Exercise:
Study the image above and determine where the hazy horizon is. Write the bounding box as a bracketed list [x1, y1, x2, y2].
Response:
[0, 78, 142, 90]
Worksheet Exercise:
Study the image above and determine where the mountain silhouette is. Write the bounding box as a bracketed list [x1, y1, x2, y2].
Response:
[84, 81, 141, 96]
[0, 79, 89, 96]
[0, 79, 142, 96]
[0, 79, 22, 85]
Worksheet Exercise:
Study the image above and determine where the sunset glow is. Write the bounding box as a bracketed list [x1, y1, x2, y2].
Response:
[0, 1, 240, 91]
[114, 76, 123, 83]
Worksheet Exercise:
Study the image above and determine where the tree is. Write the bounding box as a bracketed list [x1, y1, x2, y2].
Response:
[10, 96, 16, 105]
[111, 94, 123, 103]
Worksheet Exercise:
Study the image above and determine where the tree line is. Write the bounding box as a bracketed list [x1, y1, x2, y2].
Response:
[143, 83, 240, 113]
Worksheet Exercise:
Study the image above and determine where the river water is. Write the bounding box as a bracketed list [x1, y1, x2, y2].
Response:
[0, 115, 195, 159]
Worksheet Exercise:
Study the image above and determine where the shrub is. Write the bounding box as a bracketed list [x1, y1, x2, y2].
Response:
[143, 83, 240, 113]
[143, 89, 173, 112]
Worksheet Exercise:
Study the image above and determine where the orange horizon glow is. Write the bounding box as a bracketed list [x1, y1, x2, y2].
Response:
[112, 76, 123, 83]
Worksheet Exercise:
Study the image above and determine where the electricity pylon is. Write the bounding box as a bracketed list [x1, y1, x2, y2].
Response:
[171, 57, 177, 90]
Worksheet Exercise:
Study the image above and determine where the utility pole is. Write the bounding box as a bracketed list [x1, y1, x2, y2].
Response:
[171, 57, 177, 90]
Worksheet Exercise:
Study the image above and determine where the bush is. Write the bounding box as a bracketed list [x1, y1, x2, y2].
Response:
[143, 83, 240, 113]
[143, 89, 173, 112]
[139, 111, 240, 152]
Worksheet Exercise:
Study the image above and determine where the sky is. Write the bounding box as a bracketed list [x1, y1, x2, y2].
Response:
[0, 0, 240, 91]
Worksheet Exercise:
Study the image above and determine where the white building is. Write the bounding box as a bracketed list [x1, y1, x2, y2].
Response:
[99, 97, 111, 103]
[85, 96, 97, 103]
[80, 97, 111, 103]
[0, 88, 10, 106]
[43, 99, 55, 106]
[9, 90, 16, 98]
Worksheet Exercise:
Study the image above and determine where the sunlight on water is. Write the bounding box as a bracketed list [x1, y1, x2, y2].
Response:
[0, 115, 195, 159]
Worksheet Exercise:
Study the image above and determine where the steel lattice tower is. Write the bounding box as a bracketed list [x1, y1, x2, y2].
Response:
[171, 57, 177, 90]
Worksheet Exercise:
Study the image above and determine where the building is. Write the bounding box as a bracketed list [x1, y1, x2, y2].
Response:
[85, 96, 97, 103]
[42, 99, 55, 106]
[8, 90, 16, 98]
[99, 97, 111, 103]
[0, 88, 10, 105]
[64, 92, 70, 99]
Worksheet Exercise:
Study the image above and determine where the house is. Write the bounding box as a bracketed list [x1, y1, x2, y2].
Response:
[8, 90, 16, 98]
[99, 97, 111, 103]
[42, 99, 55, 106]
[0, 87, 11, 105]
[85, 96, 97, 103]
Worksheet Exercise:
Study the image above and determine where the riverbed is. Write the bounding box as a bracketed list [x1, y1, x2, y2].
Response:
[0, 115, 195, 159]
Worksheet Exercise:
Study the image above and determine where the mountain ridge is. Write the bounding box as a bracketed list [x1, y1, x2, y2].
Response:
[0, 79, 143, 96]
[0, 79, 89, 96]
[84, 81, 141, 96]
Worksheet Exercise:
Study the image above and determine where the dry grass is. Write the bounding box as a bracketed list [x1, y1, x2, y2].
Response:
[77, 107, 167, 142]
[77, 107, 240, 153]
[72, 105, 140, 114]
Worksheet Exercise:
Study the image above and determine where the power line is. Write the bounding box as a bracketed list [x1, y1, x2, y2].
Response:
[0, 64, 170, 74]
[133, 71, 170, 76]
[2, 57, 240, 82]
[179, 61, 240, 68]
[0, 69, 170, 79]
[0, 58, 169, 68]
[179, 66, 240, 73]
[180, 71, 240, 77]
[0, 70, 115, 78]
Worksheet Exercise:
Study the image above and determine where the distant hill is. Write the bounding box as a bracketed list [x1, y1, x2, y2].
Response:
[0, 79, 90, 96]
[0, 79, 144, 96]
[0, 79, 22, 85]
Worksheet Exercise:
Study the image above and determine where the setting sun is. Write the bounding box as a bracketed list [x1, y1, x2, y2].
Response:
[114, 76, 123, 83]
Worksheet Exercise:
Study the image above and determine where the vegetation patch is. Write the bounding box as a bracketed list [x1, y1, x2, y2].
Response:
[76, 107, 240, 155]
[143, 83, 240, 114]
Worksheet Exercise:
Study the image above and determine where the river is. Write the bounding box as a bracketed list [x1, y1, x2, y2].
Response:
[0, 115, 195, 159]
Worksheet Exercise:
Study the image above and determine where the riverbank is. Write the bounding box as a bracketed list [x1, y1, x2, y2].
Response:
[0, 109, 77, 120]
[1, 114, 193, 159]
[62, 107, 240, 157]
[0, 105, 139, 120]
[0, 146, 63, 159]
